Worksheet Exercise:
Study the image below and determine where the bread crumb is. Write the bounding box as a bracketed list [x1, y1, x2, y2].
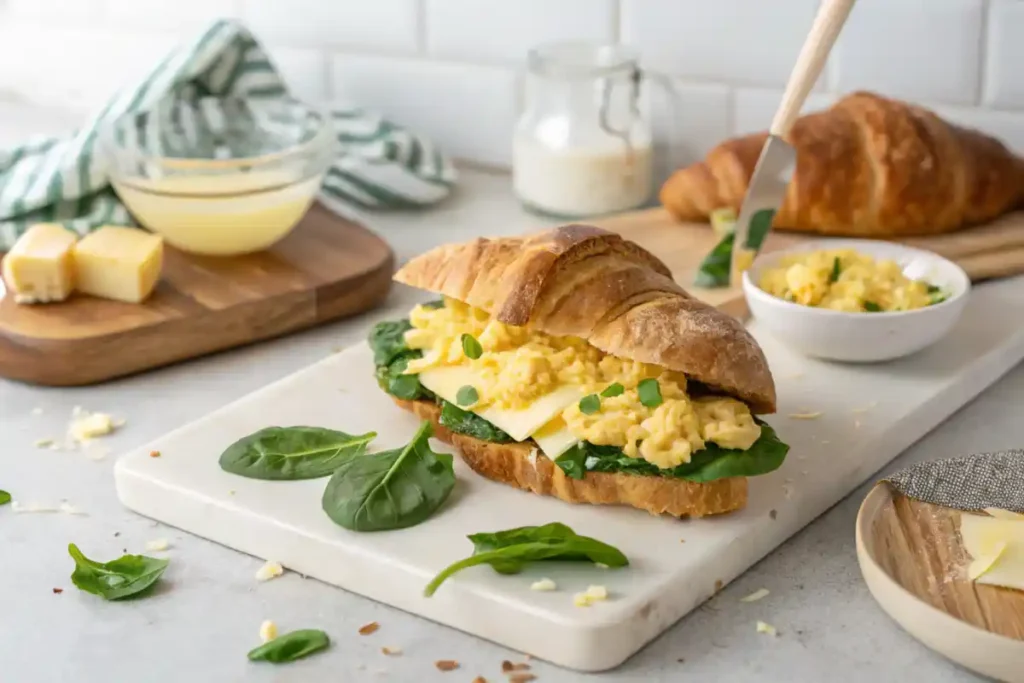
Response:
[530, 578, 556, 591]
[740, 588, 770, 603]
[149, 450, 161, 458]
[714, 579, 724, 592]
[787, 411, 822, 420]
[381, 646, 401, 656]
[502, 660, 530, 672]
[509, 674, 536, 683]
[679, 538, 686, 543]
[472, 677, 487, 683]
[756, 620, 778, 637]
[585, 585, 608, 601]
[52, 587, 63, 594]
[769, 509, 778, 519]
[359, 622, 380, 636]
[255, 560, 284, 582]
[435, 660, 459, 671]
[259, 620, 277, 643]
[145, 538, 170, 552]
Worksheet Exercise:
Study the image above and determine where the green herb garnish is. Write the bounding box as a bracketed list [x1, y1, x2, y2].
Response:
[694, 232, 734, 288]
[578, 395, 601, 414]
[863, 301, 882, 312]
[555, 420, 788, 483]
[439, 401, 513, 442]
[219, 427, 376, 480]
[600, 383, 624, 398]
[637, 378, 662, 407]
[68, 544, 169, 601]
[424, 522, 628, 596]
[461, 333, 483, 360]
[248, 629, 330, 663]
[0, 490, 9, 506]
[368, 319, 414, 366]
[321, 421, 455, 532]
[829, 257, 841, 283]
[456, 385, 479, 407]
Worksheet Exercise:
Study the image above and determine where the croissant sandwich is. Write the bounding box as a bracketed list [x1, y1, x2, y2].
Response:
[368, 225, 789, 518]
[660, 91, 1024, 237]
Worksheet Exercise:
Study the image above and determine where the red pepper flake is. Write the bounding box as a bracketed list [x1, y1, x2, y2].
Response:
[149, 450, 161, 458]
[508, 675, 537, 683]
[358, 622, 379, 636]
[435, 660, 459, 671]
[52, 588, 63, 594]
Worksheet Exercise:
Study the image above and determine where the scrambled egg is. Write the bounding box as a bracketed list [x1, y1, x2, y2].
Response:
[403, 297, 761, 469]
[758, 249, 937, 312]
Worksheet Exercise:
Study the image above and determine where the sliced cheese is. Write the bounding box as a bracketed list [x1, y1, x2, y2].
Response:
[73, 225, 163, 303]
[959, 514, 1024, 590]
[532, 417, 579, 459]
[984, 507, 1024, 521]
[1, 223, 77, 304]
[417, 366, 583, 442]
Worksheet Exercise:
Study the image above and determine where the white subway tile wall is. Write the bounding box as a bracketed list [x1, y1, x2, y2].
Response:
[0, 0, 1021, 175]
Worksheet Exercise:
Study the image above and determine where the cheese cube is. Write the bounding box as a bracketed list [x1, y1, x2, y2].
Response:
[73, 226, 163, 303]
[1, 223, 77, 304]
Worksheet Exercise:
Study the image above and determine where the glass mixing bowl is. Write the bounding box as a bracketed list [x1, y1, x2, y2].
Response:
[104, 97, 335, 256]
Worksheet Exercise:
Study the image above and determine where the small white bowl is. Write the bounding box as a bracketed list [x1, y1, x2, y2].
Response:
[742, 238, 970, 362]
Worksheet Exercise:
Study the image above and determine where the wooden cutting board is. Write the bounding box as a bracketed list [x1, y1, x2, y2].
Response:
[0, 203, 394, 386]
[595, 208, 1024, 318]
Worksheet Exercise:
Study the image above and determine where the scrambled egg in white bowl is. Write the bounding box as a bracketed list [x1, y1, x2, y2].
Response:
[743, 239, 970, 362]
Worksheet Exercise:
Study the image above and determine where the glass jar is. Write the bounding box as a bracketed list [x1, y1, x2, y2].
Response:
[513, 43, 668, 219]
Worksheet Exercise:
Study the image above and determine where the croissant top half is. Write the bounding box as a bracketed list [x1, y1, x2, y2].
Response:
[394, 225, 776, 413]
[660, 91, 1024, 237]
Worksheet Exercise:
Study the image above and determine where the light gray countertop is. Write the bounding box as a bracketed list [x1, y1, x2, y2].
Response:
[0, 101, 1011, 682]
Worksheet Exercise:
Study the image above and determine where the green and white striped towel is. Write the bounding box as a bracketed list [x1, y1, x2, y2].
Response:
[0, 19, 457, 251]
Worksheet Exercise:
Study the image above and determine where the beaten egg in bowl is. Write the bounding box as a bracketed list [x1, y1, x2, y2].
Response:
[758, 248, 948, 313]
[400, 298, 761, 470]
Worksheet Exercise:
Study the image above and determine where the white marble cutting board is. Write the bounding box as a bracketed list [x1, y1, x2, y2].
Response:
[114, 277, 1024, 672]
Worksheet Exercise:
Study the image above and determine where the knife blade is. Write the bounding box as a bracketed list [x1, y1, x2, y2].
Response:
[729, 0, 857, 286]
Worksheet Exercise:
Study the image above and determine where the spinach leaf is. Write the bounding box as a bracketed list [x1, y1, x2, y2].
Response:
[694, 232, 734, 288]
[829, 257, 841, 283]
[322, 420, 455, 531]
[456, 385, 478, 406]
[555, 421, 789, 483]
[863, 301, 882, 312]
[68, 543, 169, 600]
[637, 378, 662, 407]
[0, 490, 9, 506]
[248, 629, 330, 663]
[368, 319, 413, 366]
[219, 427, 376, 480]
[424, 522, 628, 596]
[461, 333, 483, 359]
[601, 383, 624, 398]
[439, 401, 513, 442]
[578, 394, 600, 414]
[375, 351, 434, 401]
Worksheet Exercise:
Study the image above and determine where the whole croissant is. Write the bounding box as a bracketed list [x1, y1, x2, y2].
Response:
[660, 91, 1024, 237]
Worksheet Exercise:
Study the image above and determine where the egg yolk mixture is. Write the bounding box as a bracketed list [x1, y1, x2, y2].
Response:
[758, 249, 943, 313]
[402, 298, 761, 469]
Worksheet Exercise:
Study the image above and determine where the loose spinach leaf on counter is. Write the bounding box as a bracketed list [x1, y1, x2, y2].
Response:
[68, 543, 169, 601]
[439, 401, 513, 443]
[555, 421, 789, 483]
[694, 232, 734, 288]
[0, 490, 9, 506]
[322, 420, 455, 531]
[424, 522, 628, 596]
[248, 629, 330, 663]
[368, 319, 414, 366]
[219, 427, 376, 480]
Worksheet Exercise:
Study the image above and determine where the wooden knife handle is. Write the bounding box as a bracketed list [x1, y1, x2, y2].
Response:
[771, 0, 857, 137]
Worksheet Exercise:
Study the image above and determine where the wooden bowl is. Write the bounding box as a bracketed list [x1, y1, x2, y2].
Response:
[855, 482, 1024, 682]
